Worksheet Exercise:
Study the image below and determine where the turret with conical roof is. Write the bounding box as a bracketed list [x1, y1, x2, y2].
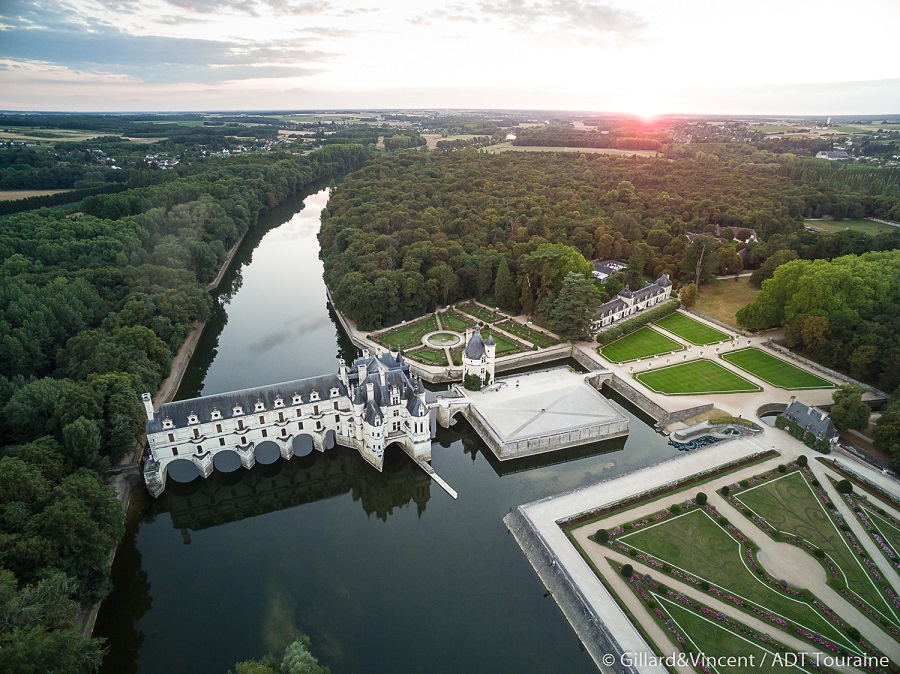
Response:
[462, 325, 495, 388]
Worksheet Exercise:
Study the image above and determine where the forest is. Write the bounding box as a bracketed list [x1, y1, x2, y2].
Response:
[0, 142, 372, 671]
[320, 151, 900, 331]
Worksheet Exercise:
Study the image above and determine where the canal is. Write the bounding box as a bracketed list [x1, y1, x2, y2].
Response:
[94, 183, 682, 674]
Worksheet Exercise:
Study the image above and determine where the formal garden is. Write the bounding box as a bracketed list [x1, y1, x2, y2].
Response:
[598, 325, 684, 363]
[720, 348, 835, 390]
[634, 359, 762, 395]
[565, 458, 900, 673]
[655, 312, 732, 345]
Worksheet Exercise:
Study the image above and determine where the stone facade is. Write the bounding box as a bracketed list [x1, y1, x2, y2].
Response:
[142, 349, 432, 497]
[462, 326, 496, 385]
[593, 274, 672, 330]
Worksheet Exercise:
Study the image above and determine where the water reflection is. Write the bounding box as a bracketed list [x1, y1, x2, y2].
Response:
[165, 445, 431, 533]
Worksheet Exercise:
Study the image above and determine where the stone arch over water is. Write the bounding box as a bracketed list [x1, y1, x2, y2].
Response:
[166, 458, 200, 483]
[254, 440, 281, 465]
[324, 430, 336, 449]
[292, 433, 314, 457]
[213, 450, 242, 473]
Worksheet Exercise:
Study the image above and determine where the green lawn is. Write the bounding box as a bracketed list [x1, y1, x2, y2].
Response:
[371, 315, 438, 350]
[439, 310, 474, 332]
[804, 219, 898, 236]
[634, 360, 761, 395]
[498, 320, 560, 348]
[720, 348, 835, 390]
[599, 326, 684, 363]
[456, 301, 508, 325]
[405, 347, 447, 366]
[655, 312, 732, 345]
[486, 330, 525, 356]
[869, 510, 900, 563]
[619, 509, 858, 651]
[736, 472, 899, 627]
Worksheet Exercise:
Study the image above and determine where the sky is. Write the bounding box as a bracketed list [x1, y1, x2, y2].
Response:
[1, 0, 898, 115]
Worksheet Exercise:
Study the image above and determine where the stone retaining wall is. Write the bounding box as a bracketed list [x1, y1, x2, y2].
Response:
[764, 340, 888, 399]
[504, 509, 635, 674]
[665, 403, 715, 425]
[756, 402, 787, 418]
[602, 376, 669, 424]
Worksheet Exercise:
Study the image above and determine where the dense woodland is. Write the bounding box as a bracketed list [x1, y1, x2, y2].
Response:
[320, 151, 900, 331]
[0, 142, 371, 671]
[511, 124, 668, 150]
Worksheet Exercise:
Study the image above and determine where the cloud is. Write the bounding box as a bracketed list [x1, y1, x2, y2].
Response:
[162, 0, 326, 16]
[408, 6, 480, 26]
[478, 0, 647, 38]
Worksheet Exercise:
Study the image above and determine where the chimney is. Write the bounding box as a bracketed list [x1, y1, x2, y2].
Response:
[821, 411, 827, 421]
[358, 362, 367, 382]
[141, 392, 154, 421]
[379, 367, 386, 386]
[366, 381, 374, 401]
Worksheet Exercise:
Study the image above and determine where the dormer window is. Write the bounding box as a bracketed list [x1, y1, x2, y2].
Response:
[329, 387, 340, 398]
[310, 390, 320, 401]
[187, 413, 199, 425]
[211, 409, 222, 420]
[274, 398, 284, 408]
[254, 401, 265, 412]
[292, 394, 302, 405]
[233, 405, 243, 416]
[162, 418, 174, 429]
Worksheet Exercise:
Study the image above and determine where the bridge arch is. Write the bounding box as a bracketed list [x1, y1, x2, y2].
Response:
[292, 433, 314, 457]
[213, 449, 242, 473]
[324, 430, 336, 450]
[254, 440, 281, 465]
[166, 458, 200, 483]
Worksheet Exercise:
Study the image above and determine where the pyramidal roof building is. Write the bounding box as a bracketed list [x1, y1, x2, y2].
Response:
[462, 326, 496, 386]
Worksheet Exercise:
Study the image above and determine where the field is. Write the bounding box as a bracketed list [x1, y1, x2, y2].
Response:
[655, 312, 731, 345]
[720, 348, 835, 389]
[370, 315, 438, 350]
[0, 127, 110, 142]
[598, 326, 683, 363]
[804, 219, 898, 236]
[634, 360, 761, 395]
[692, 277, 759, 328]
[482, 142, 659, 157]
[421, 133, 481, 149]
[0, 189, 75, 201]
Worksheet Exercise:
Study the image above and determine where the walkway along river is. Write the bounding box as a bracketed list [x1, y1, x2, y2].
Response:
[94, 184, 684, 674]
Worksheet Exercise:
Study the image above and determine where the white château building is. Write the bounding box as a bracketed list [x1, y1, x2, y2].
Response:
[462, 326, 496, 386]
[593, 273, 673, 331]
[142, 349, 433, 497]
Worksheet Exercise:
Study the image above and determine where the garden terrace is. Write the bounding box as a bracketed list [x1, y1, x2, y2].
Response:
[456, 301, 509, 325]
[598, 326, 684, 363]
[496, 320, 561, 348]
[487, 330, 527, 356]
[438, 310, 475, 332]
[370, 314, 438, 351]
[830, 476, 900, 573]
[634, 360, 762, 395]
[720, 348, 835, 390]
[405, 346, 448, 366]
[656, 312, 732, 345]
[732, 469, 900, 631]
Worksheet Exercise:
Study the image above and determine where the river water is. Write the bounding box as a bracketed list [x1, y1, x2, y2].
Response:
[95, 184, 682, 674]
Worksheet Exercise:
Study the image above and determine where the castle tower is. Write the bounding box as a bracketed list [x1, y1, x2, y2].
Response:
[462, 326, 495, 388]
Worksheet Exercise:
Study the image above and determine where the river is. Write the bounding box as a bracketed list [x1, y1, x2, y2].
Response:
[94, 183, 683, 673]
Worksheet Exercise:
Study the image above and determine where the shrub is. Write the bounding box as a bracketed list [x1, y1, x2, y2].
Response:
[720, 485, 730, 496]
[796, 455, 808, 467]
[846, 626, 861, 642]
[622, 564, 634, 578]
[811, 479, 820, 487]
[708, 416, 754, 428]
[836, 479, 853, 494]
[662, 563, 671, 573]
[696, 492, 708, 505]
[719, 517, 729, 526]
[814, 549, 826, 558]
[739, 480, 749, 489]
[700, 580, 710, 591]
[777, 464, 787, 474]
[595, 529, 609, 544]
[629, 548, 638, 557]
[595, 299, 680, 345]
[670, 504, 681, 514]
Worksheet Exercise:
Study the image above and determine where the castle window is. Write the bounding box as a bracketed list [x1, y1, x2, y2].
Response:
[262, 429, 267, 438]
[298, 422, 304, 430]
[313, 405, 319, 415]
[233, 406, 243, 416]
[173, 448, 178, 455]
[278, 412, 284, 422]
[393, 410, 399, 417]
[193, 428, 199, 439]
[330, 387, 340, 398]
[241, 436, 246, 444]
[335, 414, 339, 422]
[219, 438, 225, 446]
[168, 433, 175, 442]
[188, 414, 198, 424]
[238, 420, 244, 430]
[163, 418, 173, 429]
[292, 394, 302, 405]
[281, 428, 287, 436]
[309, 390, 320, 401]
[211, 409, 222, 420]
[216, 424, 222, 433]
[254, 401, 265, 412]
[333, 401, 339, 410]
[258, 415, 265, 424]
[274, 398, 284, 408]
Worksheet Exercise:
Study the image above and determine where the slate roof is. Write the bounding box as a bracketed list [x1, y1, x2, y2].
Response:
[656, 273, 672, 288]
[149, 372, 346, 433]
[592, 260, 628, 277]
[783, 400, 839, 441]
[465, 327, 486, 359]
[597, 298, 627, 318]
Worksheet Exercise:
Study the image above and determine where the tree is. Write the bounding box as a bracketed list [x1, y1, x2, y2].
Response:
[476, 256, 494, 298]
[548, 272, 601, 341]
[750, 249, 798, 288]
[679, 235, 718, 287]
[494, 257, 519, 313]
[679, 283, 698, 308]
[829, 385, 870, 432]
